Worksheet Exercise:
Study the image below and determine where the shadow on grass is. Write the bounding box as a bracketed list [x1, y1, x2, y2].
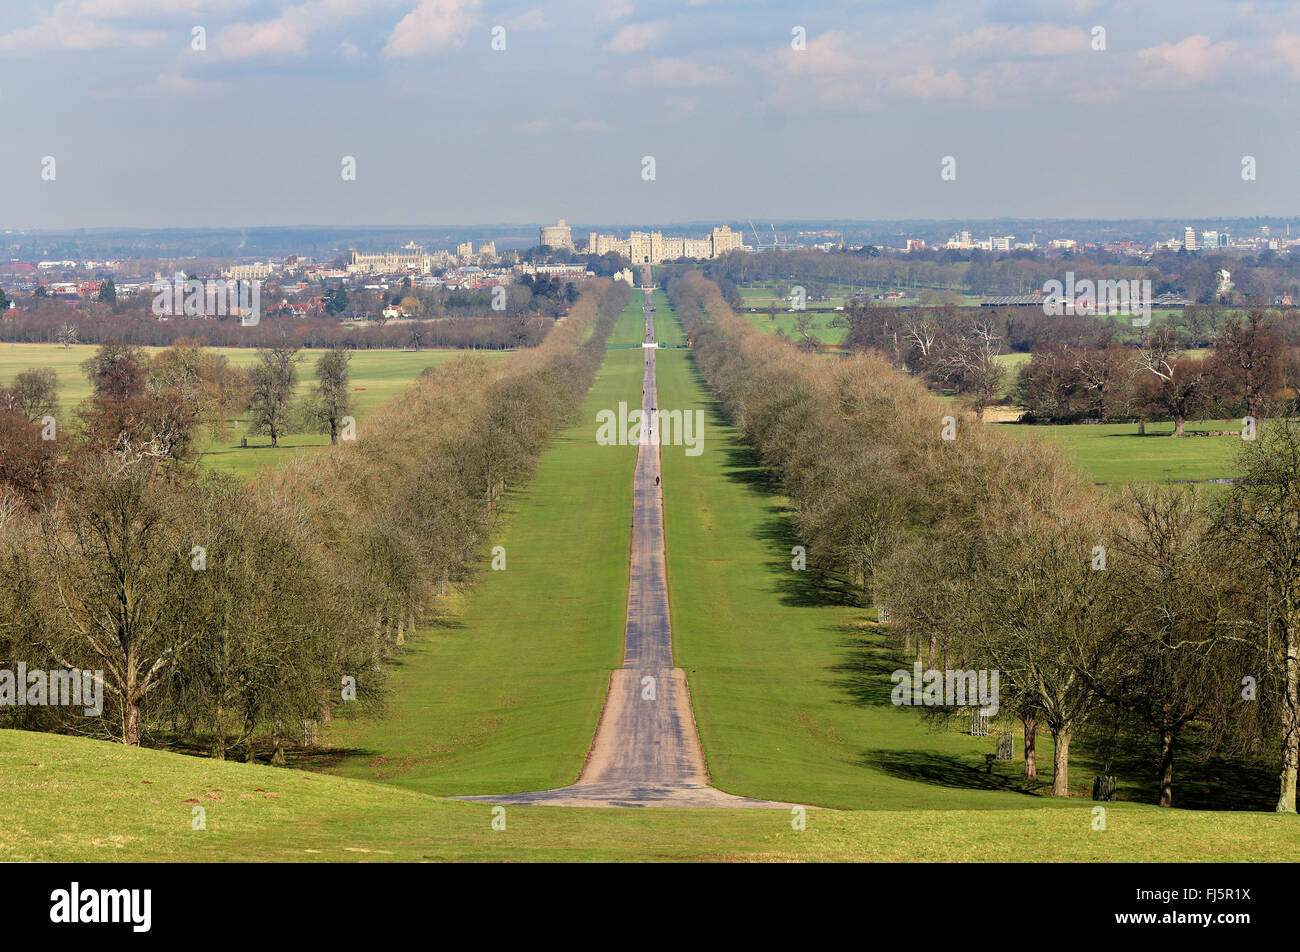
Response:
[150, 733, 380, 771]
[1071, 729, 1277, 812]
[860, 749, 1032, 794]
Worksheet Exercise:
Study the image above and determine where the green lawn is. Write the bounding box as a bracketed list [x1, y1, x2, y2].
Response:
[317, 299, 642, 795]
[740, 310, 849, 345]
[6, 729, 1299, 861]
[0, 342, 502, 480]
[1009, 418, 1248, 484]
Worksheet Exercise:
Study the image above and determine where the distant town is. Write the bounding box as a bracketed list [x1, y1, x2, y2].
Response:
[2, 218, 1298, 322]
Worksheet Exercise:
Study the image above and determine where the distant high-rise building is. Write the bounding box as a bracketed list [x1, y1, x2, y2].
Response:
[1184, 227, 1197, 251]
[1200, 230, 1220, 250]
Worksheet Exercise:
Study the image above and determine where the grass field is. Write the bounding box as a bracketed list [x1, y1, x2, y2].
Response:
[741, 310, 850, 345]
[737, 283, 984, 309]
[1009, 418, 1248, 484]
[8, 729, 1300, 861]
[0, 342, 502, 479]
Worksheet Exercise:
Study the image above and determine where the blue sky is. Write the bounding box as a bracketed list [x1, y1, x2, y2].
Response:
[1, 0, 1297, 228]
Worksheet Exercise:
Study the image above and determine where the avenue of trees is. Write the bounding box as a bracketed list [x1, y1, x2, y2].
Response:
[0, 279, 630, 759]
[670, 271, 1299, 811]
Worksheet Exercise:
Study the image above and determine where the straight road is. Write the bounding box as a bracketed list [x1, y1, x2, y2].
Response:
[461, 275, 796, 808]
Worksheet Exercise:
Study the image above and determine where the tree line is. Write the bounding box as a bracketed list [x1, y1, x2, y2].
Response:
[0, 298, 550, 350]
[702, 245, 1300, 305]
[0, 279, 630, 760]
[841, 302, 1300, 430]
[670, 270, 1300, 811]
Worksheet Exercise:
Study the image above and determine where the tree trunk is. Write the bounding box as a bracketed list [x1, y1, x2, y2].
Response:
[1050, 729, 1070, 796]
[1173, 414, 1185, 437]
[1023, 712, 1037, 783]
[1158, 728, 1176, 807]
[124, 695, 141, 746]
[271, 719, 285, 765]
[1278, 624, 1299, 813]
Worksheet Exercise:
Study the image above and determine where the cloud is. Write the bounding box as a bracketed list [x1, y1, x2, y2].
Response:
[574, 119, 609, 132]
[209, 0, 383, 61]
[506, 9, 549, 31]
[1273, 33, 1300, 79]
[605, 22, 663, 53]
[1137, 35, 1236, 82]
[779, 30, 863, 75]
[598, 0, 636, 22]
[0, 1, 167, 52]
[383, 0, 479, 58]
[953, 24, 1090, 56]
[629, 57, 730, 86]
[516, 118, 551, 133]
[889, 66, 965, 99]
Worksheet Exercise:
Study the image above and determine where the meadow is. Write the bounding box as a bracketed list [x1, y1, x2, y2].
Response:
[0, 342, 502, 480]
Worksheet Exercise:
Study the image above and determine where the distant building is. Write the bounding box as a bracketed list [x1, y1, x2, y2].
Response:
[584, 223, 744, 263]
[346, 242, 430, 275]
[224, 262, 274, 281]
[539, 219, 574, 250]
[1184, 226, 1197, 251]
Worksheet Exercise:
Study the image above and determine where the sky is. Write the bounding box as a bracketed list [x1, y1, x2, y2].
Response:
[1, 0, 1298, 229]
